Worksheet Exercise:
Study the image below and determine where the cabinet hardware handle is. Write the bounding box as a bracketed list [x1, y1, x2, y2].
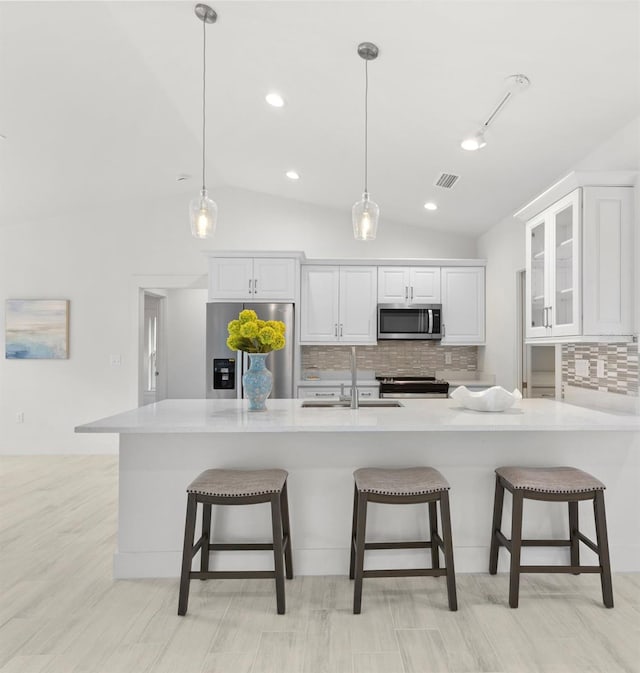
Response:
[334, 324, 338, 337]
[547, 305, 552, 328]
[405, 286, 409, 300]
[361, 392, 372, 397]
[316, 392, 336, 397]
[340, 324, 343, 337]
[410, 286, 414, 300]
[442, 324, 446, 337]
[253, 278, 258, 294]
[248, 279, 253, 294]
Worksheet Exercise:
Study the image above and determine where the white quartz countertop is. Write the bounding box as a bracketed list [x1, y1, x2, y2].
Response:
[75, 398, 640, 434]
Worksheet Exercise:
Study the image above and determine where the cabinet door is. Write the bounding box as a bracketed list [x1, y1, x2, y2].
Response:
[525, 215, 549, 338]
[209, 258, 253, 300]
[253, 258, 295, 301]
[339, 267, 377, 344]
[300, 266, 340, 343]
[377, 267, 410, 303]
[410, 268, 441, 303]
[582, 186, 633, 336]
[548, 190, 581, 337]
[441, 267, 485, 344]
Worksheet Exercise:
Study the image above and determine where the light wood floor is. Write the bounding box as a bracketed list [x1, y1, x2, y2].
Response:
[1, 456, 639, 673]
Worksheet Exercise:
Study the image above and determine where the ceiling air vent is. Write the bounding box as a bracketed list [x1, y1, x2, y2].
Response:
[434, 173, 460, 189]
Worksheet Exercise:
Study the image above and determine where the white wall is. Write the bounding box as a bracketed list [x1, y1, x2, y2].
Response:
[478, 115, 640, 391]
[0, 186, 476, 454]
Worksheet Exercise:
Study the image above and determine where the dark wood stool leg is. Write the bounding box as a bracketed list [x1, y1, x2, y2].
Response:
[200, 503, 212, 577]
[349, 484, 359, 580]
[428, 501, 440, 571]
[509, 491, 524, 609]
[568, 501, 579, 575]
[178, 494, 198, 616]
[280, 481, 294, 580]
[270, 493, 286, 614]
[489, 476, 505, 575]
[439, 490, 458, 611]
[593, 491, 614, 608]
[353, 490, 368, 614]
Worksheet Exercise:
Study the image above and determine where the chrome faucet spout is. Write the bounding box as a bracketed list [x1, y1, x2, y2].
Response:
[350, 346, 359, 409]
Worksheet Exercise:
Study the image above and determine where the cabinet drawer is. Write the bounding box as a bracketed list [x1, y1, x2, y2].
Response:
[297, 387, 341, 399]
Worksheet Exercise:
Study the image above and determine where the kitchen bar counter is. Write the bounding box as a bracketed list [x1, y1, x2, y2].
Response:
[75, 399, 639, 579]
[76, 398, 639, 434]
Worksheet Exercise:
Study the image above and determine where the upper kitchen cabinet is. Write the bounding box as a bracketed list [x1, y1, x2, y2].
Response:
[440, 267, 485, 345]
[208, 256, 296, 301]
[300, 266, 377, 344]
[378, 267, 441, 304]
[518, 173, 635, 342]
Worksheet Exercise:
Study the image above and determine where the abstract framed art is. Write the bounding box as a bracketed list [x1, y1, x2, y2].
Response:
[5, 299, 70, 359]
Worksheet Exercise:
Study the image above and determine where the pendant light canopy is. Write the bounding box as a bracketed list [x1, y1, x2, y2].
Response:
[352, 42, 379, 242]
[190, 4, 218, 239]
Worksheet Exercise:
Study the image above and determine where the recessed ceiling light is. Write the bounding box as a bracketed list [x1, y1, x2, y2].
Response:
[265, 92, 285, 108]
[424, 202, 438, 211]
[285, 170, 300, 181]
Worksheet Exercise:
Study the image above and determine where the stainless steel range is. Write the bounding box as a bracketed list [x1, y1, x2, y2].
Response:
[376, 375, 450, 399]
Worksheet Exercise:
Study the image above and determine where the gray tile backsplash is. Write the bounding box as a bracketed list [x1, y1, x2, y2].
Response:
[562, 343, 638, 397]
[302, 342, 477, 376]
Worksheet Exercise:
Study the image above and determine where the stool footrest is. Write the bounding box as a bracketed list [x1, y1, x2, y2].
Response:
[191, 570, 276, 580]
[363, 568, 448, 578]
[519, 565, 602, 574]
[365, 540, 432, 550]
[210, 542, 275, 551]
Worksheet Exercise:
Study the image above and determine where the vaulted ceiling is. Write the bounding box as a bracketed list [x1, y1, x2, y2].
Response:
[1, 1, 638, 235]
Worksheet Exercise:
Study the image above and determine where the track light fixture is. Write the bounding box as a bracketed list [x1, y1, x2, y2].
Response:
[461, 74, 530, 151]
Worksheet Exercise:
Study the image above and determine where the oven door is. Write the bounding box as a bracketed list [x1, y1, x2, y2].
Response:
[380, 391, 449, 399]
[377, 304, 442, 340]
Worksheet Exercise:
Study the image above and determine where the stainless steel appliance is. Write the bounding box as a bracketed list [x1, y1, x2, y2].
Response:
[377, 375, 449, 398]
[206, 302, 295, 399]
[377, 304, 442, 340]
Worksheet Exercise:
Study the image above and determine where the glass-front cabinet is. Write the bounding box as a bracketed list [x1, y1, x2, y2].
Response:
[525, 190, 580, 339]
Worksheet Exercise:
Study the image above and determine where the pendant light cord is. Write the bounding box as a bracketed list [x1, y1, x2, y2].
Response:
[363, 58, 369, 194]
[201, 17, 207, 192]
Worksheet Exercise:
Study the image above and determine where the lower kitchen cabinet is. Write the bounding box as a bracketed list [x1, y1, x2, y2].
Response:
[297, 385, 379, 399]
[440, 266, 485, 345]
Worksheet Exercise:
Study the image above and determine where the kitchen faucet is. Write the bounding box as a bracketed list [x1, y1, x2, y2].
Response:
[350, 346, 359, 409]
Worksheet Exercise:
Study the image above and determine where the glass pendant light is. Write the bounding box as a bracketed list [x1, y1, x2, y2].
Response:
[190, 4, 218, 239]
[352, 42, 380, 241]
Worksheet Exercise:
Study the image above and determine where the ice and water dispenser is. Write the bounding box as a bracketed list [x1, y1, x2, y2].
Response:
[213, 358, 236, 391]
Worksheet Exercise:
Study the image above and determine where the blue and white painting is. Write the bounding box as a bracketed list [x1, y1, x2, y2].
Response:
[5, 300, 69, 359]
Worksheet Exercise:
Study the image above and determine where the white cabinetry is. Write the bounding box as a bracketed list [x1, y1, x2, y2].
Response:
[300, 266, 377, 344]
[378, 267, 441, 304]
[524, 185, 634, 341]
[440, 267, 485, 344]
[208, 257, 296, 301]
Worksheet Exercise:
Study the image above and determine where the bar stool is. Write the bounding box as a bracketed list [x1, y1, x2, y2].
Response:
[178, 468, 293, 616]
[349, 467, 457, 614]
[489, 466, 613, 608]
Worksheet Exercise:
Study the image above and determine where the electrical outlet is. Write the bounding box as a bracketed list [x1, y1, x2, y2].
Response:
[575, 359, 590, 377]
[444, 352, 452, 365]
[596, 360, 606, 378]
[16, 412, 24, 423]
[110, 354, 121, 366]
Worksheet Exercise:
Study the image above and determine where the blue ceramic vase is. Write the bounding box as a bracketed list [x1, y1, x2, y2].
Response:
[243, 353, 273, 411]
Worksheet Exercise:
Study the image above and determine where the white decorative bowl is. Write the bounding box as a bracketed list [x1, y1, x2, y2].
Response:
[449, 385, 523, 412]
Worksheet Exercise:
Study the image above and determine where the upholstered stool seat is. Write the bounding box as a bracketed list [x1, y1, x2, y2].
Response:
[489, 465, 613, 609]
[178, 468, 293, 616]
[350, 466, 457, 614]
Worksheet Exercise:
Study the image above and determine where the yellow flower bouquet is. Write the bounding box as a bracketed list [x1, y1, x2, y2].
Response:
[226, 309, 286, 354]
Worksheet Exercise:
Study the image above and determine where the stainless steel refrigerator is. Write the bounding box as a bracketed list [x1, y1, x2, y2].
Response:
[206, 302, 295, 399]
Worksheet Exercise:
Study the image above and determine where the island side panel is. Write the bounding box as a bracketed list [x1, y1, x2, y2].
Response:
[116, 430, 639, 578]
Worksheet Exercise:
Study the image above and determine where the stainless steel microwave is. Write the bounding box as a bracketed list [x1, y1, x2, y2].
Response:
[377, 304, 442, 340]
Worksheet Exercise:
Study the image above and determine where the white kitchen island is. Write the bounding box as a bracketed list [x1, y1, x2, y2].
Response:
[75, 398, 639, 579]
